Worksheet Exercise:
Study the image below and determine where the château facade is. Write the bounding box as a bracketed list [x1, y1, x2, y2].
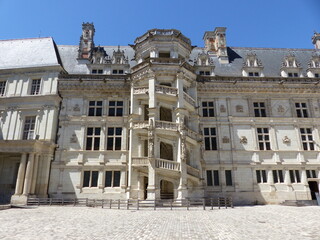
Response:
[1, 23, 320, 205]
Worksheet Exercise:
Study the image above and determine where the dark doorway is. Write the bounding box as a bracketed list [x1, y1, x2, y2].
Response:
[308, 181, 319, 200]
[160, 180, 174, 199]
[144, 176, 148, 200]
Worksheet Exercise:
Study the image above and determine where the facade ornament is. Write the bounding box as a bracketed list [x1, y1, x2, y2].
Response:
[236, 105, 243, 112]
[240, 136, 247, 144]
[277, 105, 285, 113]
[220, 105, 226, 113]
[282, 136, 291, 144]
[148, 119, 155, 158]
[73, 104, 81, 112]
[222, 136, 230, 143]
[70, 134, 78, 143]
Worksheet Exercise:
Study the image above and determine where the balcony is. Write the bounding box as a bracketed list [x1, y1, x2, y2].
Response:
[183, 92, 196, 108]
[132, 157, 149, 166]
[133, 87, 148, 95]
[132, 121, 149, 129]
[155, 120, 178, 132]
[155, 85, 177, 96]
[187, 165, 200, 178]
[156, 158, 180, 171]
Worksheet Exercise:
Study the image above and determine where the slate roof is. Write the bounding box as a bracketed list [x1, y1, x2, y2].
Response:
[57, 44, 319, 77]
[57, 45, 136, 74]
[191, 47, 319, 77]
[0, 37, 61, 70]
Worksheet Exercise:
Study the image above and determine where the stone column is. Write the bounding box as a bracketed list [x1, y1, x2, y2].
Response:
[14, 153, 27, 195]
[30, 154, 40, 195]
[23, 153, 35, 195]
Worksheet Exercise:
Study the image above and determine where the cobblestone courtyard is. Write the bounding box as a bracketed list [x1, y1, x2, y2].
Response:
[0, 205, 319, 240]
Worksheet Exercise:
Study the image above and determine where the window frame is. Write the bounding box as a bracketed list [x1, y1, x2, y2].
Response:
[105, 170, 121, 187]
[272, 170, 284, 183]
[256, 127, 271, 150]
[85, 127, 101, 151]
[0, 81, 6, 96]
[107, 127, 122, 151]
[289, 170, 301, 183]
[82, 170, 99, 188]
[253, 102, 267, 117]
[30, 79, 41, 95]
[88, 100, 103, 116]
[202, 101, 215, 117]
[306, 170, 317, 179]
[206, 170, 219, 186]
[203, 127, 217, 151]
[108, 100, 124, 117]
[22, 116, 36, 140]
[295, 102, 308, 118]
[300, 128, 314, 151]
[256, 170, 267, 183]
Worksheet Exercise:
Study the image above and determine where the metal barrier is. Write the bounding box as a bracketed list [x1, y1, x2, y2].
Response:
[27, 197, 233, 210]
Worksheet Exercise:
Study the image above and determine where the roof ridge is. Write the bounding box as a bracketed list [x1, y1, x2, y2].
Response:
[0, 37, 53, 42]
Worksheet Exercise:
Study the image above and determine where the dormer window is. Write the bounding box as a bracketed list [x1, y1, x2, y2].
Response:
[92, 69, 103, 74]
[307, 52, 320, 78]
[112, 69, 124, 75]
[199, 71, 211, 76]
[281, 52, 302, 77]
[242, 52, 263, 77]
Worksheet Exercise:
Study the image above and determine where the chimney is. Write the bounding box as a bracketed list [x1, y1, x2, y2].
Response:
[203, 27, 228, 63]
[312, 32, 320, 50]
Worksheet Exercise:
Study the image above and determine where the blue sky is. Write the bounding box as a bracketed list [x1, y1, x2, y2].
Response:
[0, 0, 319, 49]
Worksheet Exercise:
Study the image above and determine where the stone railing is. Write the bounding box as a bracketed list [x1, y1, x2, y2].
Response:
[132, 121, 149, 129]
[150, 58, 181, 64]
[183, 92, 196, 107]
[186, 128, 200, 141]
[155, 120, 178, 131]
[187, 165, 200, 178]
[155, 85, 178, 96]
[156, 158, 180, 171]
[133, 87, 149, 95]
[132, 157, 149, 166]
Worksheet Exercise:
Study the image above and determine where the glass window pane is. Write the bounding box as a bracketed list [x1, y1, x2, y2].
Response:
[115, 138, 121, 150]
[213, 170, 219, 186]
[107, 138, 114, 150]
[105, 171, 112, 187]
[87, 127, 93, 135]
[108, 128, 114, 135]
[206, 171, 213, 186]
[83, 171, 90, 187]
[91, 171, 98, 187]
[116, 128, 122, 135]
[113, 171, 121, 187]
[94, 138, 100, 150]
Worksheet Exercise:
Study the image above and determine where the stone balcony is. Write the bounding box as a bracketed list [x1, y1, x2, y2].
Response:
[132, 157, 180, 172]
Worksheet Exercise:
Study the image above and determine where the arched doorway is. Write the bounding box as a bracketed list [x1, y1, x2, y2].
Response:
[160, 180, 174, 199]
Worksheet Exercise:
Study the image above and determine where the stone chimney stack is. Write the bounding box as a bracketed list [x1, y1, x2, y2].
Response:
[312, 31, 320, 49]
[203, 27, 228, 63]
[78, 22, 95, 59]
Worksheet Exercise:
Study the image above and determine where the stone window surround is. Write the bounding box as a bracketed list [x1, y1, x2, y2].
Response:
[0, 80, 6, 96]
[299, 127, 315, 151]
[29, 78, 42, 95]
[206, 170, 220, 187]
[85, 127, 101, 151]
[256, 170, 267, 183]
[203, 127, 217, 151]
[256, 127, 271, 151]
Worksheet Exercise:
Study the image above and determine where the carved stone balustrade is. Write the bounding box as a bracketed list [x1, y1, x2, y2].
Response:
[155, 120, 178, 131]
[132, 157, 149, 166]
[155, 158, 180, 171]
[155, 85, 178, 96]
[183, 92, 196, 107]
[133, 87, 149, 95]
[132, 121, 149, 129]
[187, 165, 200, 178]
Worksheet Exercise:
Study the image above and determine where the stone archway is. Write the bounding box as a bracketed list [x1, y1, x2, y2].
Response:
[160, 180, 174, 199]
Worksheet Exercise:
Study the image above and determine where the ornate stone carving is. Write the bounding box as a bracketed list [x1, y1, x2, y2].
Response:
[148, 119, 155, 158]
[70, 134, 78, 143]
[220, 105, 226, 113]
[240, 136, 247, 144]
[222, 136, 230, 143]
[73, 104, 80, 112]
[236, 105, 243, 112]
[277, 105, 285, 113]
[282, 136, 291, 144]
